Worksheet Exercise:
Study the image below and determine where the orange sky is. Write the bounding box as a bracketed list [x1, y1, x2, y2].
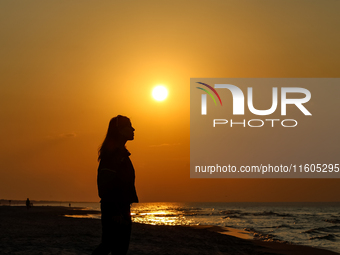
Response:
[0, 0, 339, 202]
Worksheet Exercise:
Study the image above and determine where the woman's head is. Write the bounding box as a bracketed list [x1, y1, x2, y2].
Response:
[107, 115, 134, 141]
[98, 115, 135, 160]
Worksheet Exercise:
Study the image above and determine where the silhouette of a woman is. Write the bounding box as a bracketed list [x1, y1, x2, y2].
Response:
[92, 115, 138, 255]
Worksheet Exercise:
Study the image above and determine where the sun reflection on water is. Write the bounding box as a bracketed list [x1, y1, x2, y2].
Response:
[131, 202, 200, 226]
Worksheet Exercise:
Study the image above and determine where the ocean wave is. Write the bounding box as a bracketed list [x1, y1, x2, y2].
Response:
[220, 210, 242, 215]
[324, 219, 340, 224]
[303, 229, 320, 234]
[250, 211, 293, 217]
[219, 210, 293, 218]
[310, 234, 336, 241]
[222, 215, 242, 219]
[303, 226, 340, 234]
[177, 207, 202, 212]
[275, 224, 295, 229]
[244, 227, 284, 242]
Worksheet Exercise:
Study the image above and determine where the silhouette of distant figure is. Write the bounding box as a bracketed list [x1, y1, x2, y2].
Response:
[26, 198, 31, 210]
[92, 115, 138, 255]
[69, 203, 71, 207]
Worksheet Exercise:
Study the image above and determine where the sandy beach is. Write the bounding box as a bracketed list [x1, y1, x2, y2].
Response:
[0, 206, 338, 255]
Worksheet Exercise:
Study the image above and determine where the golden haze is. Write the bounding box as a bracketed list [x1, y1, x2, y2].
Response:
[0, 0, 339, 202]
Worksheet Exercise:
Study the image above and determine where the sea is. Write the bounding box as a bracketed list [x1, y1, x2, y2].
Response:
[10, 201, 340, 253]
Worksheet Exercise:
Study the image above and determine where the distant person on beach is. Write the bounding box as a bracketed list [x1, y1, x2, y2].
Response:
[92, 115, 138, 255]
[26, 198, 31, 210]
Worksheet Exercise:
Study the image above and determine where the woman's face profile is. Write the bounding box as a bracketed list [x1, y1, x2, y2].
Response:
[119, 120, 135, 141]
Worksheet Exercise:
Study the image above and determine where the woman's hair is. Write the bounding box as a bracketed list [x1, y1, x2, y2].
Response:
[98, 115, 130, 161]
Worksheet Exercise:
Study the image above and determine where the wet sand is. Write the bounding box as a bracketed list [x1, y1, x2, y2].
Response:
[0, 206, 338, 255]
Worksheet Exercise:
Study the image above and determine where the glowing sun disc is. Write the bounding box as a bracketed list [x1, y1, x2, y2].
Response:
[152, 86, 168, 101]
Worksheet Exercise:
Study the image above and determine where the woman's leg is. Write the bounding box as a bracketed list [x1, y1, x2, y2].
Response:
[91, 203, 112, 255]
[92, 203, 132, 255]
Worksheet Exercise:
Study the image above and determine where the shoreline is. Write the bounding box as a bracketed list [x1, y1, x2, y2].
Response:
[0, 206, 338, 255]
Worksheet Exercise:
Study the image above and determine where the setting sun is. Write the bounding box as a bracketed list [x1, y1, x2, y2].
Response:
[152, 85, 168, 101]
